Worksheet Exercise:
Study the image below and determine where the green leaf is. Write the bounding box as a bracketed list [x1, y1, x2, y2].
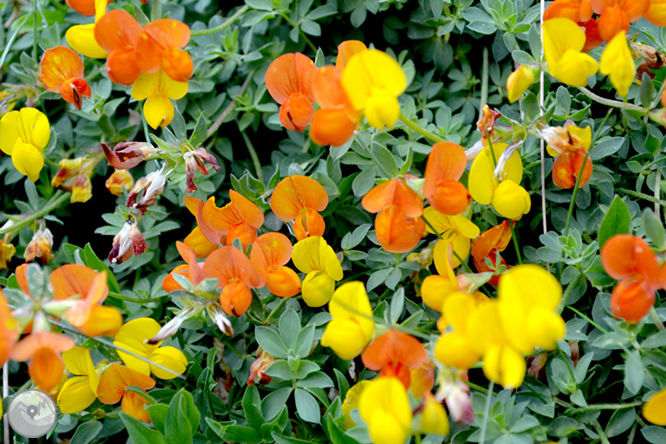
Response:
[642, 426, 666, 443]
[189, 113, 208, 147]
[256, 326, 289, 358]
[147, 404, 169, 435]
[390, 287, 405, 324]
[295, 388, 321, 424]
[642, 330, 666, 349]
[272, 432, 317, 444]
[83, 243, 121, 293]
[206, 419, 263, 443]
[70, 420, 103, 444]
[643, 208, 666, 250]
[121, 413, 167, 444]
[590, 137, 624, 160]
[279, 309, 301, 350]
[624, 351, 644, 395]
[262, 387, 293, 421]
[166, 390, 200, 444]
[352, 166, 377, 197]
[598, 196, 631, 248]
[605, 407, 636, 437]
[334, 368, 350, 400]
[242, 385, 265, 431]
[294, 323, 315, 359]
[371, 144, 399, 178]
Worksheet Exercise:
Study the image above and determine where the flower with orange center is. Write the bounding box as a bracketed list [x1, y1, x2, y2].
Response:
[11, 331, 74, 392]
[135, 19, 192, 83]
[106, 169, 134, 196]
[270, 175, 329, 240]
[601, 234, 666, 323]
[310, 41, 366, 146]
[361, 330, 429, 389]
[50, 264, 122, 337]
[162, 241, 204, 293]
[39, 46, 91, 110]
[0, 289, 18, 366]
[539, 123, 593, 189]
[265, 53, 316, 132]
[202, 246, 264, 316]
[97, 363, 156, 423]
[472, 220, 512, 286]
[250, 232, 301, 297]
[423, 142, 471, 215]
[591, 0, 649, 41]
[94, 10, 143, 85]
[185, 190, 264, 250]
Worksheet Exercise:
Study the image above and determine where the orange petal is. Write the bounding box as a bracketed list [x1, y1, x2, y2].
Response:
[601, 234, 643, 280]
[424, 180, 471, 216]
[40, 46, 84, 93]
[310, 108, 358, 147]
[597, 5, 630, 41]
[611, 278, 655, 323]
[250, 232, 293, 271]
[409, 363, 435, 397]
[293, 208, 326, 240]
[29, 348, 65, 392]
[135, 31, 164, 74]
[162, 48, 193, 82]
[177, 241, 203, 285]
[97, 363, 156, 404]
[94, 10, 143, 53]
[144, 19, 190, 49]
[362, 179, 423, 218]
[60, 78, 91, 110]
[472, 220, 512, 285]
[622, 0, 650, 21]
[50, 264, 100, 301]
[105, 48, 141, 85]
[184, 196, 202, 216]
[279, 93, 314, 132]
[202, 246, 264, 288]
[122, 390, 152, 423]
[230, 190, 265, 228]
[375, 206, 425, 254]
[582, 18, 604, 52]
[219, 280, 252, 316]
[544, 1, 585, 22]
[265, 53, 316, 104]
[552, 151, 593, 189]
[11, 332, 75, 362]
[271, 175, 329, 221]
[15, 264, 32, 297]
[65, 0, 96, 16]
[266, 266, 301, 297]
[423, 142, 467, 202]
[225, 223, 257, 250]
[361, 330, 428, 371]
[336, 40, 368, 71]
[162, 264, 190, 292]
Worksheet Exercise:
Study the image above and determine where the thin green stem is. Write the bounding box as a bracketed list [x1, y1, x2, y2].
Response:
[107, 291, 167, 304]
[32, 0, 38, 62]
[592, 420, 612, 444]
[1, 191, 70, 240]
[479, 381, 494, 444]
[615, 188, 666, 207]
[241, 130, 264, 183]
[191, 5, 250, 37]
[265, 297, 287, 324]
[414, 433, 422, 444]
[278, 12, 317, 53]
[556, 272, 583, 314]
[0, 16, 29, 68]
[399, 112, 445, 143]
[655, 169, 662, 222]
[650, 307, 666, 331]
[508, 221, 522, 264]
[207, 70, 255, 139]
[578, 87, 647, 114]
[567, 305, 609, 334]
[566, 401, 641, 414]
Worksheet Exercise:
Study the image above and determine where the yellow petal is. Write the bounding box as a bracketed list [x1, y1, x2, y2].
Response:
[0, 108, 49, 155]
[12, 142, 44, 182]
[358, 377, 412, 444]
[143, 95, 175, 129]
[57, 376, 97, 413]
[341, 49, 406, 111]
[149, 346, 188, 379]
[467, 300, 507, 356]
[328, 281, 374, 339]
[644, 389, 666, 426]
[507, 65, 535, 103]
[341, 380, 370, 428]
[433, 235, 469, 272]
[162, 71, 189, 100]
[420, 395, 450, 436]
[421, 274, 459, 312]
[568, 125, 592, 150]
[543, 18, 586, 75]
[599, 31, 635, 97]
[491, 180, 531, 220]
[131, 72, 160, 101]
[114, 317, 160, 357]
[94, 0, 107, 21]
[482, 344, 526, 389]
[468, 143, 521, 205]
[321, 317, 368, 360]
[62, 346, 93, 376]
[553, 50, 599, 87]
[363, 88, 400, 129]
[434, 331, 480, 370]
[66, 24, 109, 59]
[302, 270, 335, 307]
[292, 236, 343, 280]
[526, 307, 566, 351]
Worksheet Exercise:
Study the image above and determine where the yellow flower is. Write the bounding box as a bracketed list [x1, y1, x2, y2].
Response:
[57, 346, 101, 413]
[341, 49, 407, 129]
[321, 281, 374, 360]
[435, 292, 485, 369]
[358, 377, 412, 444]
[65, 0, 109, 58]
[292, 236, 343, 307]
[341, 380, 370, 428]
[425, 207, 480, 271]
[491, 180, 531, 220]
[113, 318, 188, 379]
[0, 108, 50, 182]
[600, 31, 636, 98]
[131, 69, 188, 129]
[506, 65, 535, 103]
[420, 394, 450, 436]
[0, 239, 16, 270]
[482, 344, 526, 389]
[644, 388, 666, 425]
[105, 169, 135, 196]
[543, 18, 599, 86]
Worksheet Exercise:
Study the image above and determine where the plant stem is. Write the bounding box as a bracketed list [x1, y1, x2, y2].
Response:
[578, 87, 647, 114]
[278, 11, 317, 53]
[207, 70, 255, 139]
[567, 401, 641, 414]
[655, 168, 662, 221]
[241, 130, 264, 183]
[650, 307, 666, 331]
[399, 112, 445, 143]
[191, 5, 249, 37]
[557, 272, 583, 314]
[3, 362, 8, 443]
[107, 291, 167, 304]
[592, 420, 612, 444]
[265, 297, 287, 324]
[32, 0, 38, 62]
[479, 381, 494, 444]
[1, 191, 70, 239]
[508, 221, 522, 264]
[566, 305, 609, 334]
[615, 188, 666, 207]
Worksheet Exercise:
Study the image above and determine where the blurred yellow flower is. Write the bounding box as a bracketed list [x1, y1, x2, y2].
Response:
[358, 377, 412, 444]
[600, 31, 636, 98]
[543, 18, 598, 86]
[506, 64, 535, 103]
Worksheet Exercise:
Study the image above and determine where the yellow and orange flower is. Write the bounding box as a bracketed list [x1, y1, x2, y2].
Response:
[423, 142, 471, 215]
[270, 175, 329, 240]
[361, 330, 429, 388]
[11, 331, 74, 392]
[94, 10, 143, 85]
[40, 46, 91, 110]
[472, 220, 512, 286]
[250, 232, 301, 297]
[97, 363, 155, 423]
[135, 19, 193, 83]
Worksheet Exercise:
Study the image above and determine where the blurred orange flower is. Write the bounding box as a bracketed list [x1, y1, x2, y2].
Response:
[40, 46, 91, 110]
[250, 232, 301, 297]
[361, 330, 429, 388]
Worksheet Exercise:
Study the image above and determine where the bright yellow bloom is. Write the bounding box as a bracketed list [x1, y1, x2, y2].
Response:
[341, 380, 370, 428]
[543, 18, 599, 86]
[482, 344, 526, 389]
[435, 292, 486, 369]
[341, 49, 407, 129]
[425, 207, 480, 271]
[292, 236, 343, 307]
[506, 65, 535, 103]
[113, 318, 188, 379]
[57, 346, 101, 413]
[600, 31, 636, 98]
[644, 388, 666, 425]
[358, 377, 412, 444]
[321, 281, 374, 360]
[131, 69, 188, 129]
[0, 108, 50, 182]
[491, 180, 531, 220]
[420, 394, 450, 436]
[65, 0, 109, 58]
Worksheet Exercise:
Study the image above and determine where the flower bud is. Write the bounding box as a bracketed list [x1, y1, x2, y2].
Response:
[102, 142, 157, 170]
[184, 148, 221, 193]
[506, 65, 535, 103]
[0, 238, 16, 269]
[108, 219, 147, 264]
[106, 169, 135, 196]
[24, 227, 54, 263]
[491, 180, 531, 220]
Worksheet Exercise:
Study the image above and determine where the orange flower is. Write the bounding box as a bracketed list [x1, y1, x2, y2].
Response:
[361, 330, 429, 389]
[471, 220, 512, 286]
[310, 41, 366, 146]
[247, 347, 275, 386]
[94, 10, 143, 85]
[135, 19, 192, 83]
[0, 289, 18, 366]
[270, 175, 329, 240]
[591, 0, 649, 41]
[11, 331, 74, 392]
[540, 124, 593, 189]
[40, 46, 91, 110]
[250, 232, 301, 297]
[202, 246, 264, 316]
[362, 178, 425, 253]
[50, 264, 122, 336]
[65, 0, 111, 16]
[553, 150, 593, 189]
[423, 142, 471, 215]
[162, 241, 204, 293]
[601, 234, 666, 323]
[97, 364, 156, 423]
[186, 191, 264, 249]
[265, 53, 317, 132]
